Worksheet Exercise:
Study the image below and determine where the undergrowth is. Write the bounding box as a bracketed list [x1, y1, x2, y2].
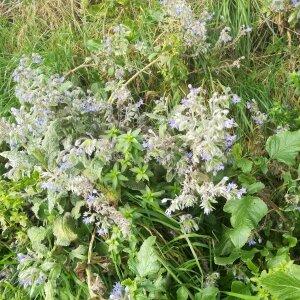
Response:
[0, 0, 299, 299]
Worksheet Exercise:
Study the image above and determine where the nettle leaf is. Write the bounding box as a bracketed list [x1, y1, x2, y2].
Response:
[224, 196, 268, 248]
[266, 130, 300, 166]
[258, 263, 300, 300]
[53, 213, 78, 246]
[136, 236, 161, 277]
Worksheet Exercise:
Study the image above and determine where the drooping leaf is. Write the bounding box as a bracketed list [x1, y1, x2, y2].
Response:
[136, 236, 161, 277]
[214, 249, 241, 266]
[266, 130, 300, 166]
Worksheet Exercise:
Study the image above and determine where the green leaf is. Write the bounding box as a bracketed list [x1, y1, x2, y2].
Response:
[42, 120, 61, 169]
[245, 182, 265, 194]
[53, 213, 78, 246]
[136, 236, 161, 277]
[228, 226, 252, 249]
[266, 130, 300, 166]
[27, 226, 48, 254]
[70, 245, 87, 260]
[258, 263, 300, 300]
[222, 292, 259, 300]
[236, 158, 253, 173]
[177, 286, 189, 300]
[228, 281, 252, 299]
[45, 281, 55, 300]
[224, 196, 268, 248]
[86, 39, 101, 52]
[71, 200, 85, 219]
[195, 287, 219, 300]
[28, 226, 47, 246]
[214, 249, 241, 266]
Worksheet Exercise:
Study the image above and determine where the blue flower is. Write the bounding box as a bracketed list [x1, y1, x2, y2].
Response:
[226, 182, 237, 192]
[200, 152, 212, 161]
[109, 282, 124, 300]
[291, 0, 300, 7]
[231, 94, 241, 104]
[17, 253, 30, 264]
[86, 193, 96, 205]
[236, 187, 247, 199]
[97, 227, 108, 236]
[223, 118, 235, 129]
[225, 134, 236, 148]
[168, 119, 179, 129]
[247, 239, 256, 246]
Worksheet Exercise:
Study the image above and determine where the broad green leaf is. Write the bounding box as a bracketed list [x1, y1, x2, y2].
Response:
[71, 200, 85, 219]
[228, 281, 252, 299]
[195, 287, 219, 300]
[283, 234, 297, 248]
[70, 245, 87, 260]
[259, 263, 300, 300]
[28, 226, 47, 245]
[177, 286, 189, 300]
[136, 236, 160, 277]
[86, 39, 101, 52]
[246, 182, 265, 194]
[228, 226, 252, 249]
[53, 213, 77, 246]
[266, 130, 300, 166]
[224, 196, 268, 248]
[45, 281, 55, 300]
[222, 292, 259, 300]
[236, 158, 253, 173]
[28, 226, 47, 253]
[214, 249, 241, 266]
